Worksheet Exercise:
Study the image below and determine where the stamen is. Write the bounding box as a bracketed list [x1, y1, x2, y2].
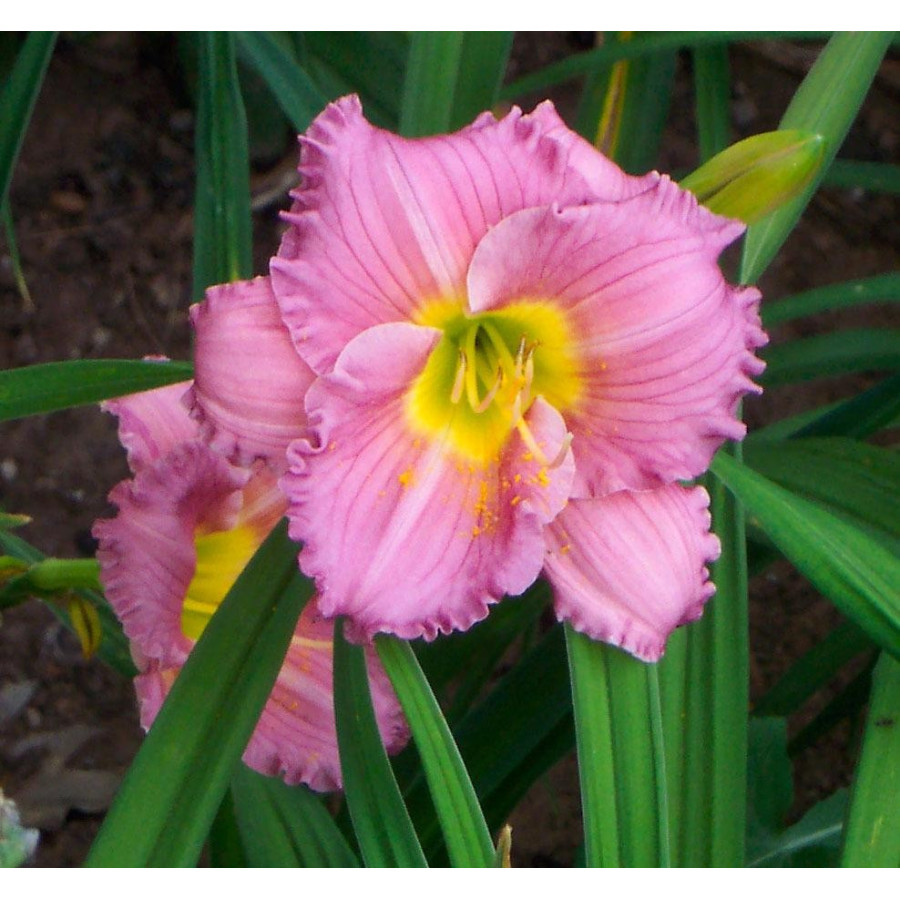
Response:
[515, 335, 527, 371]
[450, 349, 467, 404]
[514, 418, 573, 471]
[464, 325, 483, 410]
[547, 432, 573, 469]
[515, 416, 548, 464]
[474, 367, 504, 413]
[481, 321, 518, 374]
[521, 346, 535, 407]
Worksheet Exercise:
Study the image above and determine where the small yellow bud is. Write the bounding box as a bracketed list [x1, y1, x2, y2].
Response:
[65, 593, 102, 659]
[495, 823, 513, 867]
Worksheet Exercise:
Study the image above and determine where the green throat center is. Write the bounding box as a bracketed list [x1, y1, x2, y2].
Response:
[407, 301, 582, 466]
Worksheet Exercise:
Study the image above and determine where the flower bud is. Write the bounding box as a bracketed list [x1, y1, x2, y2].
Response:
[682, 130, 826, 224]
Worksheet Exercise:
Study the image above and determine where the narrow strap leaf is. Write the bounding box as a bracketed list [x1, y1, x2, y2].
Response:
[208, 788, 248, 867]
[235, 32, 327, 133]
[740, 32, 893, 283]
[655, 464, 749, 867]
[744, 437, 900, 549]
[404, 623, 573, 860]
[414, 579, 546, 723]
[748, 789, 848, 867]
[193, 31, 252, 299]
[376, 635, 494, 867]
[0, 359, 192, 422]
[333, 619, 427, 867]
[0, 31, 56, 208]
[760, 328, 900, 386]
[824, 158, 900, 194]
[449, 32, 513, 129]
[794, 373, 900, 440]
[230, 765, 360, 867]
[400, 32, 464, 137]
[693, 43, 731, 161]
[566, 627, 670, 867]
[501, 32, 831, 101]
[86, 522, 313, 867]
[712, 451, 900, 658]
[841, 653, 900, 866]
[301, 32, 408, 129]
[763, 272, 900, 326]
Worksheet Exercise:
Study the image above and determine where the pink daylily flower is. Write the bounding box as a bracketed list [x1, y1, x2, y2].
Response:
[93, 365, 408, 791]
[187, 275, 316, 471]
[268, 96, 767, 662]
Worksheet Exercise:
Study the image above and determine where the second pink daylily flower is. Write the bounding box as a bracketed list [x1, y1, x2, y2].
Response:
[94, 374, 408, 791]
[207, 96, 767, 662]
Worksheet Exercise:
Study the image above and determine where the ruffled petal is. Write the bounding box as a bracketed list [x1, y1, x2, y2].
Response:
[242, 605, 409, 791]
[93, 441, 248, 666]
[103, 379, 195, 473]
[134, 604, 408, 793]
[281, 321, 574, 641]
[544, 484, 721, 662]
[520, 100, 660, 202]
[270, 95, 626, 375]
[188, 276, 315, 470]
[467, 181, 767, 494]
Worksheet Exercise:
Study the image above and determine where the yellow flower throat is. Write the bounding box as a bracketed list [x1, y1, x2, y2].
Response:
[407, 300, 582, 466]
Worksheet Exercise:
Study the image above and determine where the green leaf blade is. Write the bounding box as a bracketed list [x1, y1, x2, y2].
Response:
[0, 31, 57, 208]
[236, 32, 327, 133]
[449, 32, 513, 129]
[841, 653, 900, 866]
[762, 272, 900, 326]
[0, 359, 193, 422]
[193, 32, 253, 299]
[760, 328, 900, 386]
[712, 451, 900, 659]
[400, 32, 464, 137]
[376, 635, 494, 868]
[231, 765, 360, 867]
[85, 521, 313, 867]
[333, 620, 427, 867]
[741, 32, 893, 283]
[566, 628, 669, 867]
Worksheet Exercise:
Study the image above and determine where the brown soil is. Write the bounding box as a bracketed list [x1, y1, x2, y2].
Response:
[1, 34, 897, 867]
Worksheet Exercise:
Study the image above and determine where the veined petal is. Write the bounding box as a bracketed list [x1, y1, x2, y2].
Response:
[520, 100, 660, 202]
[103, 379, 195, 473]
[242, 605, 409, 791]
[270, 95, 632, 375]
[281, 321, 574, 641]
[188, 276, 315, 470]
[135, 604, 407, 793]
[467, 180, 766, 494]
[544, 484, 721, 662]
[94, 441, 248, 667]
[97, 382, 408, 790]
